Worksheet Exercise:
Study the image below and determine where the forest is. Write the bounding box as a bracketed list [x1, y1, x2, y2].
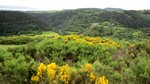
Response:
[0, 9, 150, 84]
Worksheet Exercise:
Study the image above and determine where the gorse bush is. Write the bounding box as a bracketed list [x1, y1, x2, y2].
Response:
[38, 34, 120, 63]
[31, 63, 108, 84]
[0, 49, 38, 83]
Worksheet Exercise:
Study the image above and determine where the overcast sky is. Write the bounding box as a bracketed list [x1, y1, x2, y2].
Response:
[0, 0, 150, 11]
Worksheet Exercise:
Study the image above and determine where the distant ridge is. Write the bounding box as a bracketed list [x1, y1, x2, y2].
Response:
[103, 7, 124, 10]
[1, 8, 150, 36]
[0, 11, 48, 35]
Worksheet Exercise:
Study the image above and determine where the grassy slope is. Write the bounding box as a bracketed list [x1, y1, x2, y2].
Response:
[20, 31, 59, 38]
[0, 31, 59, 49]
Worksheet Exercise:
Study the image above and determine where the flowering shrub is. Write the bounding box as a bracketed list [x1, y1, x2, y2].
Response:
[57, 34, 121, 48]
[31, 63, 71, 84]
[95, 76, 109, 84]
[57, 64, 70, 84]
[85, 63, 93, 72]
[31, 63, 47, 82]
[31, 63, 108, 84]
[47, 63, 57, 81]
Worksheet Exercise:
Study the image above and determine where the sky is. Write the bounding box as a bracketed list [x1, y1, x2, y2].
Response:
[0, 0, 150, 11]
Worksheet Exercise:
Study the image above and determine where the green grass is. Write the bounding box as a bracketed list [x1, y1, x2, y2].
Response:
[0, 31, 59, 50]
[66, 31, 79, 34]
[20, 31, 59, 38]
[37, 31, 59, 37]
[0, 45, 24, 49]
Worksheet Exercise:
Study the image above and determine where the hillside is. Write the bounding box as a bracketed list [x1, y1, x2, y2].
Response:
[0, 11, 49, 35]
[103, 7, 124, 10]
[30, 9, 150, 35]
[0, 9, 150, 36]
[0, 9, 150, 84]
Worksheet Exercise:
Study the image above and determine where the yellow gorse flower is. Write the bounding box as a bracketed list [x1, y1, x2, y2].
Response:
[58, 64, 71, 84]
[31, 76, 39, 82]
[90, 73, 96, 81]
[59, 34, 120, 48]
[47, 63, 57, 70]
[85, 63, 92, 72]
[47, 69, 56, 80]
[31, 63, 109, 84]
[47, 63, 57, 80]
[37, 63, 46, 78]
[95, 76, 108, 84]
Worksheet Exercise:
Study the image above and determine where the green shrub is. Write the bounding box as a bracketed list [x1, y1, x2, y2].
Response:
[112, 71, 122, 83]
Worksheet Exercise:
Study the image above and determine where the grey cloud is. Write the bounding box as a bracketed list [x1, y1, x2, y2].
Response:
[0, 5, 37, 10]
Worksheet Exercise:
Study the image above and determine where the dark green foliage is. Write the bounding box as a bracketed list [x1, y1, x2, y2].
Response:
[130, 57, 150, 83]
[30, 9, 150, 35]
[99, 10, 150, 28]
[0, 48, 38, 83]
[0, 36, 43, 45]
[0, 11, 48, 35]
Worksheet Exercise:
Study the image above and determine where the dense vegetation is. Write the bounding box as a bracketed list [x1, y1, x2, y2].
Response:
[31, 9, 150, 35]
[0, 9, 150, 84]
[0, 11, 49, 35]
[0, 33, 149, 84]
